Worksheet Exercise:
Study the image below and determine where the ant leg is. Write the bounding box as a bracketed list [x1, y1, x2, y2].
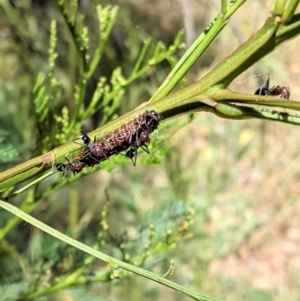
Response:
[268, 85, 280, 96]
[140, 144, 150, 154]
[71, 131, 92, 149]
[125, 146, 137, 166]
[64, 156, 71, 164]
[131, 147, 137, 166]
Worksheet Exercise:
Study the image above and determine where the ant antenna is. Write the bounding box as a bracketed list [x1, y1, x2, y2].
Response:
[234, 72, 270, 84]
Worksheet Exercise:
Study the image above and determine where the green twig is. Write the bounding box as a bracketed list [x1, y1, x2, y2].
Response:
[271, 0, 287, 16]
[150, 0, 247, 101]
[282, 0, 300, 22]
[0, 200, 222, 301]
[86, 6, 119, 79]
[213, 89, 300, 111]
[1, 12, 300, 194]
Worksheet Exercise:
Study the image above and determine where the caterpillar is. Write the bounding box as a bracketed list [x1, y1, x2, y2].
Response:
[56, 110, 161, 176]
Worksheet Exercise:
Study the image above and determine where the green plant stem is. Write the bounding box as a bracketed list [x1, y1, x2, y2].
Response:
[213, 89, 300, 111]
[271, 0, 287, 15]
[56, 2, 87, 75]
[0, 200, 221, 301]
[86, 6, 119, 79]
[56, 1, 88, 128]
[282, 0, 300, 22]
[25, 255, 107, 299]
[207, 103, 300, 125]
[221, 0, 227, 14]
[150, 0, 247, 102]
[0, 190, 38, 241]
[1, 14, 300, 192]
[0, 173, 69, 240]
[201, 18, 279, 88]
[69, 184, 79, 237]
[131, 38, 152, 75]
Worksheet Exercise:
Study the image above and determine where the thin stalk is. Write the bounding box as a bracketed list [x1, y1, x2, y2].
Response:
[69, 184, 79, 237]
[131, 38, 152, 75]
[56, 2, 86, 76]
[0, 175, 69, 240]
[271, 0, 287, 15]
[221, 0, 227, 14]
[86, 6, 119, 79]
[150, 0, 247, 101]
[210, 104, 300, 125]
[57, 1, 88, 128]
[0, 200, 222, 301]
[213, 89, 300, 111]
[282, 0, 300, 22]
[0, 191, 38, 241]
[1, 14, 300, 191]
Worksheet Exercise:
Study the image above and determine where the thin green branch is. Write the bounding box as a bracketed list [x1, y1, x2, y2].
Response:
[198, 17, 280, 89]
[0, 200, 222, 301]
[86, 6, 119, 79]
[24, 253, 108, 299]
[271, 0, 287, 15]
[282, 0, 300, 22]
[0, 191, 39, 241]
[213, 89, 300, 111]
[212, 103, 300, 125]
[150, 0, 247, 102]
[221, 0, 227, 14]
[56, 1, 86, 74]
[1, 11, 300, 193]
[0, 171, 70, 240]
[56, 1, 88, 128]
[131, 38, 152, 75]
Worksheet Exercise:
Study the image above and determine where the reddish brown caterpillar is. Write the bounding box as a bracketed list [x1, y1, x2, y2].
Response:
[80, 110, 160, 165]
[56, 110, 161, 176]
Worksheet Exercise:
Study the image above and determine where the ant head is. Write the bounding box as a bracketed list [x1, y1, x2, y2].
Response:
[149, 110, 160, 121]
[281, 87, 290, 99]
[81, 132, 91, 145]
[140, 131, 150, 142]
[56, 163, 67, 172]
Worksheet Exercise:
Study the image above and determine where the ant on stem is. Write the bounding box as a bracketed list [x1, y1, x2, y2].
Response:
[254, 73, 290, 99]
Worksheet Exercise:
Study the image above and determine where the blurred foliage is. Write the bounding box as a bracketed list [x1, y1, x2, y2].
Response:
[0, 0, 184, 166]
[0, 0, 189, 300]
[1, 1, 300, 301]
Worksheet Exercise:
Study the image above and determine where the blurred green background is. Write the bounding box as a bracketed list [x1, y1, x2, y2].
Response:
[0, 1, 300, 301]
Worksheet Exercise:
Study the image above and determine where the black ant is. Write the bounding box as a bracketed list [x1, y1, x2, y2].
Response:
[80, 131, 109, 162]
[56, 158, 86, 177]
[58, 110, 161, 175]
[146, 110, 161, 128]
[124, 110, 160, 166]
[125, 130, 151, 166]
[56, 149, 98, 177]
[254, 74, 290, 99]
